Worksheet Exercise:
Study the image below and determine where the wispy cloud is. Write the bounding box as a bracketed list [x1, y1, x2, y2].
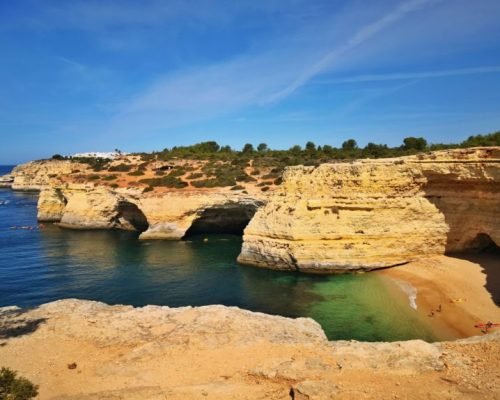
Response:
[264, 0, 440, 103]
[315, 66, 500, 84]
[115, 0, 440, 132]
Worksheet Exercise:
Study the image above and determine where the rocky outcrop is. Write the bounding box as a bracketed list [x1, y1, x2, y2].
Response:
[0, 299, 498, 399]
[0, 173, 14, 188]
[238, 147, 500, 272]
[138, 193, 263, 239]
[38, 184, 264, 238]
[10, 160, 88, 191]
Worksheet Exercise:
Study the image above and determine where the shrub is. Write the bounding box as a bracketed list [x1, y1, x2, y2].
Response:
[186, 172, 203, 180]
[128, 170, 145, 176]
[139, 176, 188, 189]
[261, 186, 270, 192]
[257, 181, 273, 187]
[143, 186, 154, 193]
[250, 169, 260, 175]
[108, 164, 132, 172]
[51, 154, 65, 160]
[231, 185, 245, 190]
[0, 367, 38, 400]
[102, 175, 117, 181]
[88, 174, 100, 180]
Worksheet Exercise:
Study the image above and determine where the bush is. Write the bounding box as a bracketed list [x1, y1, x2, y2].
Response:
[139, 176, 188, 189]
[102, 175, 117, 181]
[143, 186, 154, 193]
[51, 154, 65, 160]
[186, 172, 203, 180]
[261, 186, 270, 192]
[88, 174, 100, 180]
[0, 367, 38, 400]
[108, 164, 132, 172]
[128, 170, 145, 176]
[257, 181, 273, 187]
[231, 185, 245, 191]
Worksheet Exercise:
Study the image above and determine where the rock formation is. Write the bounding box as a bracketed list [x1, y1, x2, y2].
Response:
[38, 184, 264, 239]
[7, 147, 500, 272]
[8, 160, 89, 191]
[0, 299, 498, 399]
[238, 147, 500, 272]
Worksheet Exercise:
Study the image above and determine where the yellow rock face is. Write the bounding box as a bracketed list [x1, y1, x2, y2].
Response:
[11, 160, 88, 191]
[238, 147, 500, 272]
[38, 184, 264, 239]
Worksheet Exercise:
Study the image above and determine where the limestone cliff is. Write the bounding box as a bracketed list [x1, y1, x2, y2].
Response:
[9, 160, 88, 191]
[238, 147, 500, 272]
[0, 299, 498, 399]
[38, 184, 264, 239]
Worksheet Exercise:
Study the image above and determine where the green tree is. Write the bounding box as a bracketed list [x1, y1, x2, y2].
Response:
[257, 143, 268, 152]
[402, 137, 427, 151]
[242, 143, 255, 153]
[342, 139, 358, 150]
[289, 145, 302, 154]
[305, 141, 316, 152]
[51, 154, 64, 160]
[362, 143, 389, 158]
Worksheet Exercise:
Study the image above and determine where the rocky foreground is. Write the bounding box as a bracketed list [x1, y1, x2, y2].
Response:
[0, 299, 498, 399]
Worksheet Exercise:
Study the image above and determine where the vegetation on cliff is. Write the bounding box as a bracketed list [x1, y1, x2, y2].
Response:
[0, 367, 38, 400]
[42, 131, 499, 191]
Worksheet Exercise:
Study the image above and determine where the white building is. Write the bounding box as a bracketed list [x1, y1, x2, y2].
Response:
[72, 151, 128, 159]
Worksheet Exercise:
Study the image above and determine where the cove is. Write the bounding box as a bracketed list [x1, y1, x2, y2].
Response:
[0, 182, 440, 342]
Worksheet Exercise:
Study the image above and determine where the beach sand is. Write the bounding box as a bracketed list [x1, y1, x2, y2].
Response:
[379, 252, 500, 340]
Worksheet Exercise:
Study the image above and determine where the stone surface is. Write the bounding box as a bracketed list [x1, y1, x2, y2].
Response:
[238, 147, 500, 272]
[0, 299, 498, 399]
[38, 184, 264, 238]
[10, 160, 88, 191]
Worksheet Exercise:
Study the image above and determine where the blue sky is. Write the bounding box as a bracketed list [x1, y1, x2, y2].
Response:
[1, 0, 500, 164]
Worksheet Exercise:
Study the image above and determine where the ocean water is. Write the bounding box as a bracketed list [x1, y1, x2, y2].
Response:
[0, 165, 438, 341]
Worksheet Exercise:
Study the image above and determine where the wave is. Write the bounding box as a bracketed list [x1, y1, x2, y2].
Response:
[392, 278, 418, 310]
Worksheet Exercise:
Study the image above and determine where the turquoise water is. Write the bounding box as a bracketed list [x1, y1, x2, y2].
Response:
[0, 165, 437, 341]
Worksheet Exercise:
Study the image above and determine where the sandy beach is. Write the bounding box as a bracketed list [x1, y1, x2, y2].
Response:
[379, 252, 500, 340]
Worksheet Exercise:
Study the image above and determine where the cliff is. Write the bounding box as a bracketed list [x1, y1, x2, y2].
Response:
[238, 147, 500, 272]
[0, 299, 498, 399]
[8, 160, 89, 191]
[38, 184, 264, 239]
[12, 147, 500, 272]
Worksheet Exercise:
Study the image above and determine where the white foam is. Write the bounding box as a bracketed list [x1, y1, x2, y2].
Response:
[392, 278, 418, 310]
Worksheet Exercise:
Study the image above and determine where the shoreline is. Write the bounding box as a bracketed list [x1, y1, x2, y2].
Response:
[378, 253, 500, 340]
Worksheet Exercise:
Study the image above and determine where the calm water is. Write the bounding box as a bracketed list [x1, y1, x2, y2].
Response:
[0, 165, 437, 341]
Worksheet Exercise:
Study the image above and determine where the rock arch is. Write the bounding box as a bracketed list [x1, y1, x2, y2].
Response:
[183, 202, 260, 238]
[115, 201, 149, 232]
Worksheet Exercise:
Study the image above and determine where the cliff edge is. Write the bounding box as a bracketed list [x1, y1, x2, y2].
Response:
[1, 299, 498, 399]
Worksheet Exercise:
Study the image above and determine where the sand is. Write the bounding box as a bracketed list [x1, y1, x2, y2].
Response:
[379, 253, 500, 339]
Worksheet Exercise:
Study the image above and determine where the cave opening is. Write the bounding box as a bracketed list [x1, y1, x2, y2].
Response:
[466, 233, 499, 253]
[183, 204, 258, 238]
[116, 201, 149, 232]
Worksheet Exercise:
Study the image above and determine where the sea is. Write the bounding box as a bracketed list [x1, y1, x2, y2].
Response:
[0, 165, 440, 341]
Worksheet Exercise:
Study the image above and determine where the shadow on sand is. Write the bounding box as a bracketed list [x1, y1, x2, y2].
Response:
[0, 308, 46, 343]
[451, 247, 500, 307]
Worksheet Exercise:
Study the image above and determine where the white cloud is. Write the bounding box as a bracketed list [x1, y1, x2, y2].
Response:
[315, 66, 500, 84]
